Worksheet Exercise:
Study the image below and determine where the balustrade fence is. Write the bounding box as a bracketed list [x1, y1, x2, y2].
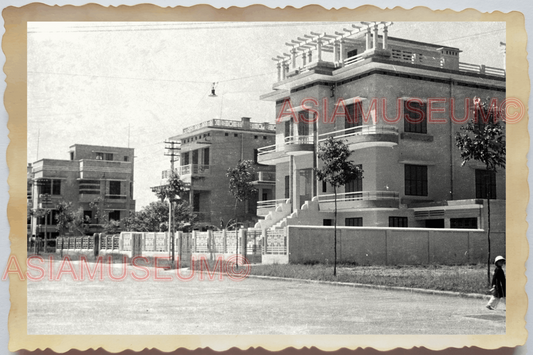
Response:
[53, 229, 288, 258]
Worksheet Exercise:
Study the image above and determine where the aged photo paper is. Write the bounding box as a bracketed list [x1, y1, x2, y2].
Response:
[3, 3, 529, 353]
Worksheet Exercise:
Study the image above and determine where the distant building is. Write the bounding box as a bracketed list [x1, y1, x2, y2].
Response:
[159, 117, 276, 228]
[27, 144, 135, 240]
[255, 22, 506, 232]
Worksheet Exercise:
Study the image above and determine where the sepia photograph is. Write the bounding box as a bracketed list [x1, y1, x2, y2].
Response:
[2, 4, 529, 353]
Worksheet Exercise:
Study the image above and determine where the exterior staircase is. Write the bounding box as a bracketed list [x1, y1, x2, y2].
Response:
[271, 196, 321, 229]
[254, 199, 292, 230]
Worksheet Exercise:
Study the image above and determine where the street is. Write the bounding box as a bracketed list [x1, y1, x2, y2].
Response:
[27, 260, 505, 335]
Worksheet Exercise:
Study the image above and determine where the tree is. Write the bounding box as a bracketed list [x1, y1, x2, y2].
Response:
[315, 136, 363, 276]
[455, 97, 505, 286]
[151, 170, 188, 269]
[226, 160, 258, 223]
[122, 201, 196, 232]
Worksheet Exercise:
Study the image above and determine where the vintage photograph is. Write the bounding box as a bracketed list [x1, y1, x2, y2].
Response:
[23, 19, 511, 337]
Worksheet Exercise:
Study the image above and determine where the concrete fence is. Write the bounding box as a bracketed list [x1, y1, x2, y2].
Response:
[286, 226, 505, 265]
[56, 229, 265, 263]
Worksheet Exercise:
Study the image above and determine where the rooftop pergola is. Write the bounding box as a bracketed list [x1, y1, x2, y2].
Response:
[272, 22, 394, 81]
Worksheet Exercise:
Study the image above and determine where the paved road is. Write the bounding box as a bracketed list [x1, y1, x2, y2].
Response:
[27, 260, 505, 335]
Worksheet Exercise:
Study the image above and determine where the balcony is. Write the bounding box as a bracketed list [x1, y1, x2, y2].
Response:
[319, 125, 399, 149]
[177, 164, 210, 178]
[252, 171, 276, 185]
[318, 190, 400, 211]
[257, 135, 314, 165]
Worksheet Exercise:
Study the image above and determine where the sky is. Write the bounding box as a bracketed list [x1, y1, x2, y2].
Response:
[27, 21, 506, 210]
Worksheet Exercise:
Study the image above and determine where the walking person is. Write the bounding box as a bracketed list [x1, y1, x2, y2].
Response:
[486, 255, 506, 310]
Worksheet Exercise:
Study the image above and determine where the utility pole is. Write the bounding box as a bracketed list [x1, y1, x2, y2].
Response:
[164, 140, 180, 269]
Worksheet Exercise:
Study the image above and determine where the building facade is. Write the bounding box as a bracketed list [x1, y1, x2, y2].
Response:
[27, 144, 135, 240]
[255, 22, 506, 233]
[162, 117, 276, 228]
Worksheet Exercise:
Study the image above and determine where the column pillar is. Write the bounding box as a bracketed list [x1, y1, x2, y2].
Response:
[316, 39, 322, 62]
[334, 41, 339, 63]
[382, 26, 388, 49]
[308, 51, 312, 64]
[302, 51, 307, 66]
[339, 40, 345, 67]
[292, 160, 300, 213]
[373, 24, 379, 50]
[289, 155, 294, 212]
[291, 49, 297, 69]
[276, 62, 281, 81]
[281, 62, 287, 80]
[365, 27, 371, 51]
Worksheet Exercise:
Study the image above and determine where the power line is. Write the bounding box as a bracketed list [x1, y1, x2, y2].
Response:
[27, 22, 357, 34]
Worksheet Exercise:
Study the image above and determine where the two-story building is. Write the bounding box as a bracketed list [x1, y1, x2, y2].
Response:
[27, 144, 136, 241]
[255, 22, 505, 232]
[161, 117, 276, 228]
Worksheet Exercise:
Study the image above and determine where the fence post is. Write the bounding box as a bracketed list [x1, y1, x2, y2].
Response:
[222, 229, 227, 254]
[262, 229, 267, 255]
[240, 229, 247, 260]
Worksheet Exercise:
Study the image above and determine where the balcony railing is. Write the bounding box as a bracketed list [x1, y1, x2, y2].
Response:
[318, 126, 399, 142]
[284, 135, 313, 145]
[318, 190, 399, 203]
[257, 198, 287, 209]
[177, 164, 210, 176]
[182, 119, 275, 134]
[458, 62, 505, 77]
[253, 171, 276, 182]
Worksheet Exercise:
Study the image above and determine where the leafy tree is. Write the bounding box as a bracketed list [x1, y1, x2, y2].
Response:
[151, 170, 188, 269]
[455, 97, 505, 286]
[226, 160, 258, 223]
[315, 136, 363, 276]
[123, 201, 196, 232]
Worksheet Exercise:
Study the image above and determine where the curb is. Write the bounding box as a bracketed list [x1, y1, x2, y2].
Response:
[242, 273, 491, 300]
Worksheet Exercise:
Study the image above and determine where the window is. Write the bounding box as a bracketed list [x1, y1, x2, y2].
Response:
[105, 153, 113, 161]
[389, 216, 408, 227]
[404, 100, 427, 134]
[83, 210, 93, 223]
[124, 156, 129, 162]
[345, 164, 362, 198]
[52, 179, 61, 195]
[203, 148, 210, 165]
[323, 219, 333, 226]
[263, 136, 267, 140]
[405, 165, 428, 196]
[284, 175, 290, 199]
[182, 152, 189, 165]
[225, 133, 229, 136]
[234, 133, 239, 137]
[254, 135, 258, 139]
[109, 181, 121, 195]
[297, 112, 310, 136]
[95, 152, 104, 160]
[70, 152, 74, 161]
[39, 179, 61, 196]
[347, 49, 358, 58]
[451, 218, 478, 229]
[193, 192, 201, 212]
[192, 150, 199, 165]
[322, 180, 327, 193]
[284, 121, 291, 138]
[345, 217, 363, 227]
[345, 102, 363, 129]
[475, 169, 497, 199]
[108, 210, 120, 221]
